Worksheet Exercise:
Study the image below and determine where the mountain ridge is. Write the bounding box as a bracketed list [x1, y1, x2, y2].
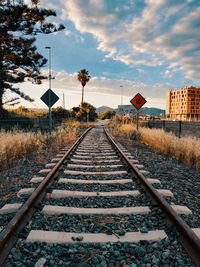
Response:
[96, 106, 165, 116]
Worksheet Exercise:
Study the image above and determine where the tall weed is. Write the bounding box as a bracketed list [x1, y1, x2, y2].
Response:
[0, 122, 82, 170]
[110, 123, 200, 171]
[120, 124, 141, 140]
[140, 127, 200, 170]
[0, 131, 46, 169]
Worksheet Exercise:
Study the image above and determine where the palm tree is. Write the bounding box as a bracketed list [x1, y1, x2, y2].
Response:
[77, 69, 91, 105]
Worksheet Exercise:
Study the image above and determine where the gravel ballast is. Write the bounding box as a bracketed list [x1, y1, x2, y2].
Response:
[116, 137, 200, 230]
[6, 237, 195, 267]
[2, 127, 199, 266]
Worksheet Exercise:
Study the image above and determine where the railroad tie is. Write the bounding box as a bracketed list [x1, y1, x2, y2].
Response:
[0, 203, 193, 215]
[26, 230, 168, 244]
[48, 189, 140, 198]
[64, 170, 127, 175]
[66, 164, 123, 169]
[58, 178, 133, 184]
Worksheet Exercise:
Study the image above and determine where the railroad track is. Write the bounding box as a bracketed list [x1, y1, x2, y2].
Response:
[0, 126, 200, 266]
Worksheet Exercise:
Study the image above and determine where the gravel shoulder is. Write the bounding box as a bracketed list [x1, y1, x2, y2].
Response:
[1, 129, 199, 266]
[114, 135, 200, 229]
[0, 143, 73, 209]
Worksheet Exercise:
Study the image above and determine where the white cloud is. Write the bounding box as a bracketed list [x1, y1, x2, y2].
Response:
[64, 29, 84, 43]
[59, 0, 200, 80]
[24, 0, 60, 10]
[101, 72, 111, 76]
[64, 30, 72, 36]
[150, 6, 200, 79]
[24, 0, 32, 5]
[41, 70, 171, 101]
[163, 70, 172, 78]
[60, 0, 124, 59]
[15, 69, 169, 109]
[137, 69, 145, 74]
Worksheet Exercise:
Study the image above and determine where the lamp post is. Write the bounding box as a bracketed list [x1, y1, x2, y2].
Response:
[45, 46, 52, 132]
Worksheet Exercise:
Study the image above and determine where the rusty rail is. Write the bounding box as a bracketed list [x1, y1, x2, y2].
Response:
[0, 127, 92, 265]
[104, 128, 200, 266]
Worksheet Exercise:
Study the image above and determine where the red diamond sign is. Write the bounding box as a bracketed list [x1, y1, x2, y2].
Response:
[130, 93, 146, 110]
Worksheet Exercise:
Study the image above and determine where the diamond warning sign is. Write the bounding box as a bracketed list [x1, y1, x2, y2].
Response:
[40, 89, 59, 108]
[130, 93, 147, 110]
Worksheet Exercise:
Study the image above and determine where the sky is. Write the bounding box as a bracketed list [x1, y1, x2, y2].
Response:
[11, 0, 200, 110]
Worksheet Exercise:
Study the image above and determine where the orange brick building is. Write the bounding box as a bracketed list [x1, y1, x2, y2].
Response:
[166, 86, 200, 121]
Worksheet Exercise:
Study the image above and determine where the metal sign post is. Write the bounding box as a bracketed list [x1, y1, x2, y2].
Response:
[48, 89, 52, 132]
[130, 93, 147, 131]
[136, 111, 139, 131]
[40, 89, 59, 132]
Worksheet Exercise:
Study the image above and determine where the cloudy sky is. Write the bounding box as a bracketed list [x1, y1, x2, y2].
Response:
[17, 0, 200, 110]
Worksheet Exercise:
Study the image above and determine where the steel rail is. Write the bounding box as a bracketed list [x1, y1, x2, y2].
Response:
[104, 128, 200, 266]
[0, 127, 93, 265]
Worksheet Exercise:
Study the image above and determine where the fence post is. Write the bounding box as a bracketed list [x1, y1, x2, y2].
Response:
[163, 120, 165, 130]
[178, 120, 182, 138]
[152, 117, 155, 128]
[39, 117, 41, 130]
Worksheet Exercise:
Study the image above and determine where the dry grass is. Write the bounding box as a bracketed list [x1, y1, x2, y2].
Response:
[0, 122, 83, 170]
[0, 131, 46, 169]
[119, 124, 135, 137]
[140, 127, 200, 169]
[119, 124, 141, 140]
[109, 123, 200, 171]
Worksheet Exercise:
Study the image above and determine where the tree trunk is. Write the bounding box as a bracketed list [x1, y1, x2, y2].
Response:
[81, 85, 84, 105]
[0, 89, 3, 111]
[0, 50, 4, 112]
[0, 50, 8, 118]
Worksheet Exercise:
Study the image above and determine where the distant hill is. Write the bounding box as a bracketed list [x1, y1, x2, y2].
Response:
[140, 107, 165, 116]
[97, 106, 165, 116]
[96, 106, 115, 113]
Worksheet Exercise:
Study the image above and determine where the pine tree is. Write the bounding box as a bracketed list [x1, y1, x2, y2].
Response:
[0, 0, 65, 116]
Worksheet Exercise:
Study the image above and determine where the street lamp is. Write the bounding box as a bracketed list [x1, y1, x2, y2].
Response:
[45, 46, 52, 132]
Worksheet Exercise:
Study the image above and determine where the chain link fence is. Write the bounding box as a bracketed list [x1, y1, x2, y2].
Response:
[0, 117, 63, 132]
[146, 120, 200, 139]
